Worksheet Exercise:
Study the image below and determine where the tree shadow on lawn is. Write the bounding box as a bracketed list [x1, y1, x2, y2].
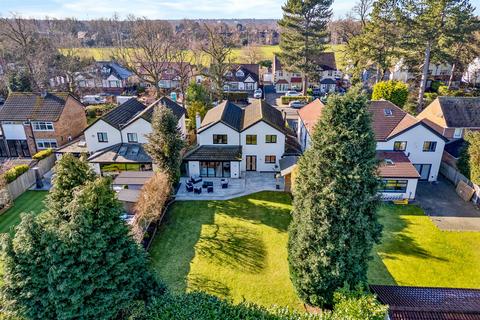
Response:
[188, 273, 231, 298]
[209, 191, 292, 233]
[195, 223, 267, 273]
[376, 204, 449, 262]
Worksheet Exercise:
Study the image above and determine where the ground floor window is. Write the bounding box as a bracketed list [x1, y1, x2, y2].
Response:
[6, 140, 30, 157]
[36, 139, 58, 150]
[380, 179, 408, 193]
[265, 155, 276, 164]
[199, 161, 231, 178]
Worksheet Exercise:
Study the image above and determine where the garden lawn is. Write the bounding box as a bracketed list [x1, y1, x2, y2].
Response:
[368, 204, 480, 288]
[149, 191, 304, 310]
[0, 191, 47, 235]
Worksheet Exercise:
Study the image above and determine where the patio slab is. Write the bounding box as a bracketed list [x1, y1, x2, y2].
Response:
[175, 172, 284, 200]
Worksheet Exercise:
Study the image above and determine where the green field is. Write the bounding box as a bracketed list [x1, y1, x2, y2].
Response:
[0, 191, 47, 235]
[150, 193, 480, 310]
[65, 44, 347, 70]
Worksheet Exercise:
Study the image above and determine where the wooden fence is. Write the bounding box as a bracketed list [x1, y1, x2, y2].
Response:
[440, 162, 480, 204]
[7, 155, 56, 200]
[143, 198, 176, 250]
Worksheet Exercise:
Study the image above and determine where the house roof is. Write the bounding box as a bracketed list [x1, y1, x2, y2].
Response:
[55, 136, 88, 154]
[198, 100, 244, 132]
[370, 285, 480, 320]
[99, 98, 146, 130]
[116, 189, 141, 203]
[242, 99, 286, 133]
[97, 61, 133, 80]
[129, 96, 185, 125]
[320, 78, 337, 84]
[444, 138, 466, 159]
[376, 151, 420, 179]
[88, 143, 151, 163]
[183, 145, 242, 161]
[113, 171, 154, 186]
[290, 77, 302, 83]
[276, 79, 289, 84]
[369, 100, 418, 141]
[314, 52, 337, 71]
[436, 96, 480, 128]
[225, 64, 259, 83]
[0, 92, 74, 121]
[273, 55, 283, 72]
[298, 99, 325, 134]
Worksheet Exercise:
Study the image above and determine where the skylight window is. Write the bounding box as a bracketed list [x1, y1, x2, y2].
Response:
[383, 109, 393, 116]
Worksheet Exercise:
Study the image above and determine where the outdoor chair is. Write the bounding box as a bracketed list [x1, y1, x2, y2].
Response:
[190, 175, 202, 184]
[221, 179, 229, 189]
[202, 181, 213, 188]
[186, 182, 194, 192]
[194, 186, 202, 194]
[207, 186, 214, 193]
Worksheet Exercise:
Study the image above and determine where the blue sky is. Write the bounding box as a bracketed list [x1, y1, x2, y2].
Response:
[0, 0, 479, 19]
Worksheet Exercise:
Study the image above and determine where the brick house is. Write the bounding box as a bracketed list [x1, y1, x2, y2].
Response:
[0, 92, 87, 157]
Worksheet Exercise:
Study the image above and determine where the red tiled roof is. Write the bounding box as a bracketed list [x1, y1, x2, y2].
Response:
[298, 99, 325, 134]
[371, 285, 480, 320]
[376, 151, 420, 178]
[290, 77, 303, 83]
[276, 79, 289, 84]
[369, 100, 419, 141]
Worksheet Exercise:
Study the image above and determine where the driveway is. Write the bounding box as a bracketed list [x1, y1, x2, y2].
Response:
[416, 176, 480, 231]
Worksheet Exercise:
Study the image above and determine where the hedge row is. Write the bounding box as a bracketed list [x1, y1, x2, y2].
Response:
[281, 96, 312, 105]
[32, 148, 53, 160]
[223, 92, 249, 102]
[4, 165, 30, 183]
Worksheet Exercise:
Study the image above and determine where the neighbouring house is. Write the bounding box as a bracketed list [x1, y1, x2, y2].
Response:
[389, 59, 462, 88]
[74, 61, 135, 95]
[370, 285, 480, 320]
[84, 96, 186, 175]
[272, 55, 303, 93]
[157, 62, 195, 90]
[184, 99, 300, 178]
[463, 57, 480, 87]
[223, 64, 260, 93]
[0, 92, 87, 158]
[289, 99, 446, 199]
[417, 97, 480, 141]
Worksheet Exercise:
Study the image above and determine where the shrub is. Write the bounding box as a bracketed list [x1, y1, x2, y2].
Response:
[372, 80, 409, 108]
[223, 91, 249, 102]
[331, 287, 388, 320]
[3, 165, 30, 183]
[281, 96, 312, 105]
[32, 149, 53, 160]
[438, 85, 463, 97]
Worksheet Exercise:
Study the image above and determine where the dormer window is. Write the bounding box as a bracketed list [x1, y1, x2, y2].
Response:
[225, 71, 233, 77]
[383, 109, 393, 117]
[235, 70, 245, 77]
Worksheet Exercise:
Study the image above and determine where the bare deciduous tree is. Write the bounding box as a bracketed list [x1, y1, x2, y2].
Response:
[114, 17, 177, 98]
[132, 171, 171, 243]
[201, 24, 234, 101]
[241, 45, 262, 64]
[352, 0, 374, 27]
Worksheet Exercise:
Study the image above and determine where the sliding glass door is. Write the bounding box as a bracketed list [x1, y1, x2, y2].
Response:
[200, 161, 231, 178]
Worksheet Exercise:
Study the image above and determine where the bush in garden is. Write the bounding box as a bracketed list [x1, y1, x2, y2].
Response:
[32, 148, 53, 160]
[372, 80, 408, 108]
[3, 165, 30, 183]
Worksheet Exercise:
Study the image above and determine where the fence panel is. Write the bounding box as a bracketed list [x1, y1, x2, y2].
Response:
[440, 162, 480, 204]
[6, 155, 56, 200]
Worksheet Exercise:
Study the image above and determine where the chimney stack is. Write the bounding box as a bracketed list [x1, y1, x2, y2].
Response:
[195, 112, 202, 131]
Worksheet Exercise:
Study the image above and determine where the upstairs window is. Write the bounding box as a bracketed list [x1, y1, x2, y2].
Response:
[213, 134, 228, 144]
[97, 132, 108, 143]
[32, 121, 54, 131]
[127, 133, 138, 143]
[393, 141, 407, 151]
[265, 135, 277, 143]
[423, 141, 437, 152]
[246, 135, 257, 145]
[235, 70, 245, 77]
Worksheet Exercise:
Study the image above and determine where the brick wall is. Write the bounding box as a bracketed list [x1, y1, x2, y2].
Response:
[51, 96, 87, 147]
[23, 124, 37, 156]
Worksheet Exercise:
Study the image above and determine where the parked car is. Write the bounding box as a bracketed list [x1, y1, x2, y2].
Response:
[81, 95, 107, 105]
[285, 90, 301, 97]
[253, 89, 263, 99]
[289, 100, 306, 109]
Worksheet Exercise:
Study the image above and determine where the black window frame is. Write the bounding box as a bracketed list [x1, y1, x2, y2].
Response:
[380, 179, 408, 193]
[393, 141, 407, 151]
[246, 134, 257, 145]
[97, 132, 108, 143]
[213, 134, 228, 144]
[423, 141, 437, 152]
[127, 133, 138, 143]
[265, 135, 277, 143]
[265, 155, 276, 164]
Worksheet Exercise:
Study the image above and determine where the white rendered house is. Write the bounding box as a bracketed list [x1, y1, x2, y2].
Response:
[84, 97, 186, 174]
[184, 100, 299, 178]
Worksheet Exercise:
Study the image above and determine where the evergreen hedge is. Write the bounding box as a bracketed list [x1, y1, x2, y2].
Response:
[281, 96, 312, 105]
[3, 164, 30, 183]
[32, 148, 54, 160]
[372, 80, 408, 107]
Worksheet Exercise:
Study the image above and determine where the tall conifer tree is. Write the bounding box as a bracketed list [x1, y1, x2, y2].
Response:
[278, 0, 333, 95]
[288, 87, 382, 307]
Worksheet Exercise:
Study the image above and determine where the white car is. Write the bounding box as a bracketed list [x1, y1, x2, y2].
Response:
[253, 89, 262, 99]
[285, 91, 301, 97]
[81, 95, 107, 105]
[289, 100, 306, 109]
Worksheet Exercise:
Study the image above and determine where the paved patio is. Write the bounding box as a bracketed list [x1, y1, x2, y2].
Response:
[175, 172, 284, 200]
[416, 176, 480, 231]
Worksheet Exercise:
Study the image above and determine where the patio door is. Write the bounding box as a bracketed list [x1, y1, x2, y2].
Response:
[414, 164, 431, 181]
[246, 156, 256, 171]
